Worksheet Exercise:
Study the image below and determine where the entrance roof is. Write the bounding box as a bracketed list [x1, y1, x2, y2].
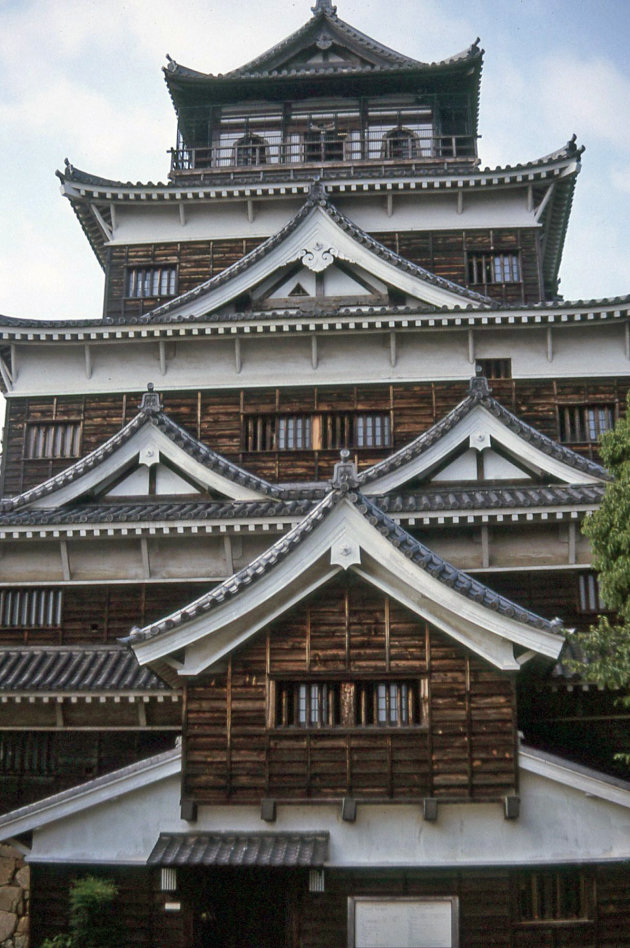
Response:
[148, 831, 329, 867]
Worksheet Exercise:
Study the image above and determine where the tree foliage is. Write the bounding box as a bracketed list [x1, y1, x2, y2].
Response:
[575, 393, 630, 688]
[39, 876, 119, 948]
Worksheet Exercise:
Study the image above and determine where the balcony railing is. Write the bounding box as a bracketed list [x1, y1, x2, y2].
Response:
[169, 131, 476, 176]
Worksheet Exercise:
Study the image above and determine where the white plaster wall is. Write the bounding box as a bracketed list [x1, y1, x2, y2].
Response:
[109, 190, 534, 246]
[8, 323, 629, 398]
[25, 767, 630, 867]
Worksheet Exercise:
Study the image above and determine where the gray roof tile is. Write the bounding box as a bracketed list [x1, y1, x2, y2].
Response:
[0, 645, 169, 692]
[148, 831, 329, 867]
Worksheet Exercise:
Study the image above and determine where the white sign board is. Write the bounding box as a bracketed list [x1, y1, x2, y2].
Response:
[348, 897, 458, 948]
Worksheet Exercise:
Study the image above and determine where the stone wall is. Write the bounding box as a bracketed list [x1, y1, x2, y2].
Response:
[0, 845, 29, 948]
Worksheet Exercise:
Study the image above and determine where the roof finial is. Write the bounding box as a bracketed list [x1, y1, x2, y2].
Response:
[139, 382, 162, 414]
[332, 448, 359, 492]
[469, 367, 491, 398]
[311, 0, 337, 16]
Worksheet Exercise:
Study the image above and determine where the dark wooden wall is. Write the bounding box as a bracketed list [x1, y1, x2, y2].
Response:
[0, 581, 209, 646]
[102, 226, 543, 319]
[183, 575, 518, 805]
[4, 377, 627, 493]
[30, 863, 630, 947]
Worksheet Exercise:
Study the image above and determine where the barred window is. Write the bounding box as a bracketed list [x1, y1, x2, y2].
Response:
[0, 733, 57, 775]
[126, 265, 177, 298]
[517, 870, 591, 922]
[558, 403, 615, 444]
[467, 252, 520, 284]
[25, 422, 81, 459]
[273, 679, 425, 728]
[578, 573, 607, 614]
[244, 412, 391, 452]
[0, 588, 63, 628]
[475, 358, 512, 380]
[382, 128, 417, 160]
[304, 130, 344, 162]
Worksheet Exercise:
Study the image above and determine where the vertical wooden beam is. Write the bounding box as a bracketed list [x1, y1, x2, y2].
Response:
[389, 331, 397, 367]
[84, 344, 92, 380]
[384, 596, 391, 671]
[527, 185, 534, 212]
[10, 344, 18, 381]
[625, 322, 630, 360]
[481, 525, 490, 569]
[140, 537, 151, 579]
[386, 193, 393, 217]
[226, 658, 232, 797]
[223, 536, 233, 575]
[59, 541, 71, 581]
[465, 656, 473, 796]
[457, 190, 464, 215]
[311, 335, 318, 370]
[468, 328, 475, 364]
[306, 605, 311, 672]
[158, 340, 167, 376]
[246, 199, 255, 223]
[178, 203, 186, 227]
[234, 337, 242, 374]
[546, 327, 553, 363]
[568, 522, 577, 565]
[344, 584, 350, 670]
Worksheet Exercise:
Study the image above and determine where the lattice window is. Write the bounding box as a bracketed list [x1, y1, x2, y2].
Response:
[273, 679, 426, 728]
[125, 265, 177, 298]
[244, 412, 391, 451]
[0, 588, 63, 628]
[467, 252, 520, 284]
[24, 422, 81, 459]
[475, 358, 512, 380]
[517, 870, 592, 922]
[558, 403, 615, 444]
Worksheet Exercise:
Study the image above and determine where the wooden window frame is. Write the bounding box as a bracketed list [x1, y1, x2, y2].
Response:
[577, 572, 609, 615]
[557, 402, 616, 445]
[467, 251, 521, 285]
[271, 677, 427, 730]
[24, 421, 82, 460]
[0, 588, 63, 629]
[475, 358, 512, 380]
[243, 411, 392, 452]
[516, 869, 593, 924]
[125, 264, 178, 299]
[0, 732, 57, 776]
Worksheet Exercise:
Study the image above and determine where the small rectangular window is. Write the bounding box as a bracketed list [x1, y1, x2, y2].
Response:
[475, 358, 512, 380]
[25, 422, 81, 459]
[558, 404, 615, 444]
[0, 588, 63, 628]
[467, 252, 520, 284]
[126, 265, 177, 299]
[517, 870, 591, 922]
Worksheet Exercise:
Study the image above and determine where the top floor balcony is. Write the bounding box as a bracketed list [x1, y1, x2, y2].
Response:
[168, 101, 477, 182]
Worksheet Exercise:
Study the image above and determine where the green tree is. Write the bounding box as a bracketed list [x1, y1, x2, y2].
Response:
[575, 393, 630, 690]
[40, 876, 119, 948]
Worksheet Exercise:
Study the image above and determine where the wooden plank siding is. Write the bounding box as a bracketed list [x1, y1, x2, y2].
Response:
[183, 575, 518, 805]
[103, 226, 544, 319]
[3, 377, 627, 493]
[0, 581, 210, 647]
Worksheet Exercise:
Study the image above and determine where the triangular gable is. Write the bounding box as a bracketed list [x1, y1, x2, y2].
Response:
[143, 184, 491, 324]
[359, 376, 609, 494]
[128, 474, 563, 678]
[225, 4, 423, 77]
[0, 387, 280, 513]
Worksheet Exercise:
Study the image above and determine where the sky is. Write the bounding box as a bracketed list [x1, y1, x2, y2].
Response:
[1, 0, 630, 320]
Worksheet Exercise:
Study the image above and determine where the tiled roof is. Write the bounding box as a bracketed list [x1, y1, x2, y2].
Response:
[358, 375, 609, 488]
[0, 387, 284, 513]
[0, 645, 168, 692]
[127, 485, 562, 647]
[376, 483, 605, 514]
[142, 182, 491, 322]
[0, 497, 318, 528]
[148, 831, 329, 867]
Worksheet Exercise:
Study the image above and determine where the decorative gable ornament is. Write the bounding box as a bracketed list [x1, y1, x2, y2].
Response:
[298, 242, 343, 272]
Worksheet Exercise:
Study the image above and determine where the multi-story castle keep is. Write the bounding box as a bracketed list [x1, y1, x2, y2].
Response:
[1, 3, 630, 945]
